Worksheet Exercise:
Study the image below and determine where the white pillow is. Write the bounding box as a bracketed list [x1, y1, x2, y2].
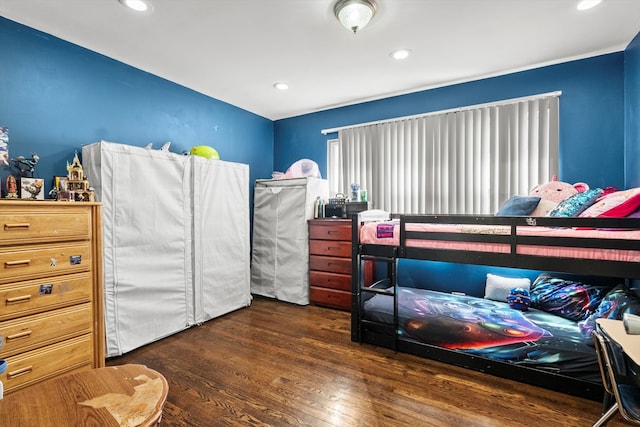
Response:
[484, 273, 531, 302]
[358, 209, 390, 222]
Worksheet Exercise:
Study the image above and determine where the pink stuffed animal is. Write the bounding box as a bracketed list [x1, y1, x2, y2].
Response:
[529, 177, 589, 216]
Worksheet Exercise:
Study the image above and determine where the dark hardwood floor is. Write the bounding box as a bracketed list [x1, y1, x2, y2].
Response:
[106, 297, 627, 426]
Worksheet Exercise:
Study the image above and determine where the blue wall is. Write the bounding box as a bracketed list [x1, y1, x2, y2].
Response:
[275, 54, 626, 193]
[2, 16, 637, 295]
[0, 17, 274, 196]
[625, 32, 640, 188]
[2, 16, 633, 199]
[273, 47, 634, 293]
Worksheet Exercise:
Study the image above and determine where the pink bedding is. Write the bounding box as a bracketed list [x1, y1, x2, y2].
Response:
[359, 220, 640, 262]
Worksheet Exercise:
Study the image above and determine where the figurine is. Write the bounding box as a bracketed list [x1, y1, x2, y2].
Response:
[10, 153, 39, 178]
[63, 151, 94, 202]
[5, 175, 18, 199]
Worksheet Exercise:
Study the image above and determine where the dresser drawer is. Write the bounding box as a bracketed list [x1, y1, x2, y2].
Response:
[0, 242, 91, 284]
[309, 271, 351, 291]
[0, 207, 91, 245]
[0, 273, 92, 321]
[0, 304, 92, 358]
[309, 224, 351, 241]
[1, 334, 93, 394]
[309, 240, 351, 258]
[310, 287, 351, 310]
[309, 255, 351, 274]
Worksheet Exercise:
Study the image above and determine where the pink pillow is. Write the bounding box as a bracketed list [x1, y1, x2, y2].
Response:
[600, 192, 640, 217]
[580, 187, 640, 218]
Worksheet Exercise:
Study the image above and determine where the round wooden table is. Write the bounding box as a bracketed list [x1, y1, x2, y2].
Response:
[0, 364, 168, 426]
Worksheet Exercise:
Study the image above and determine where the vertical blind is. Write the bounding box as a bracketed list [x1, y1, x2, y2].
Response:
[333, 93, 559, 214]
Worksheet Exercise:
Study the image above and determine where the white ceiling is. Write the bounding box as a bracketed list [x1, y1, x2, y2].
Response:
[2, 0, 640, 121]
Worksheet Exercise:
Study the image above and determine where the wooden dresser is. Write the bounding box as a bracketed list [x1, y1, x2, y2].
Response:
[0, 201, 104, 395]
[308, 218, 353, 310]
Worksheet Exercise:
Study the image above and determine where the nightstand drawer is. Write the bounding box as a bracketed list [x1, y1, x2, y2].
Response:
[309, 240, 351, 258]
[0, 242, 91, 284]
[309, 271, 351, 291]
[309, 224, 351, 241]
[0, 304, 92, 358]
[310, 287, 351, 310]
[309, 255, 351, 274]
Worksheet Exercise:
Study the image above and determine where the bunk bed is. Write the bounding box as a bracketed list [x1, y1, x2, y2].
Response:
[351, 214, 640, 401]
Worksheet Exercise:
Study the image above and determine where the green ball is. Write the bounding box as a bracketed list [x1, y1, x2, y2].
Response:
[190, 145, 220, 159]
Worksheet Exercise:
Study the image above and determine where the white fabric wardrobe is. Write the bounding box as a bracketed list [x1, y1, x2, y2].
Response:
[250, 177, 328, 305]
[82, 141, 251, 357]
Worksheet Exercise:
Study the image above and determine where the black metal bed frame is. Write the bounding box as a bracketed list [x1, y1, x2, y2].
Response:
[351, 214, 640, 401]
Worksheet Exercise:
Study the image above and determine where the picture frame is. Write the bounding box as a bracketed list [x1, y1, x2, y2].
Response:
[54, 176, 68, 191]
[20, 177, 45, 200]
[57, 190, 74, 202]
[0, 127, 8, 167]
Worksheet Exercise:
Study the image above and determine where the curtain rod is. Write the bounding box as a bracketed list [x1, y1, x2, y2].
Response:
[320, 90, 562, 135]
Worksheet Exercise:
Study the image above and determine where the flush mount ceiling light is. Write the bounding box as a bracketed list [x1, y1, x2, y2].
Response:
[118, 0, 152, 13]
[273, 82, 289, 91]
[390, 49, 411, 60]
[577, 0, 601, 11]
[334, 0, 377, 34]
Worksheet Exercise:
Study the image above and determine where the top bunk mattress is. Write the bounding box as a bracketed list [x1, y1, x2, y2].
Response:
[359, 219, 640, 264]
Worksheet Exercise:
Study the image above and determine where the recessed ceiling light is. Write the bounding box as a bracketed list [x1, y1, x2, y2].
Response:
[577, 0, 601, 11]
[273, 82, 289, 91]
[390, 49, 411, 60]
[118, 0, 152, 12]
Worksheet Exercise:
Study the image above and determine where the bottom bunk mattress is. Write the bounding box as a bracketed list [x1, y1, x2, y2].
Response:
[363, 287, 600, 383]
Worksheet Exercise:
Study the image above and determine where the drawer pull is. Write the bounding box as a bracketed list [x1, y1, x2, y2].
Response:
[4, 259, 31, 268]
[4, 223, 30, 231]
[6, 294, 31, 304]
[7, 330, 32, 341]
[7, 365, 33, 379]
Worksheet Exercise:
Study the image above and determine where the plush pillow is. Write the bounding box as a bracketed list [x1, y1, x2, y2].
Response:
[578, 285, 640, 338]
[580, 187, 640, 218]
[507, 287, 531, 311]
[529, 273, 614, 321]
[600, 191, 640, 217]
[548, 188, 603, 217]
[530, 199, 557, 217]
[484, 273, 531, 302]
[529, 180, 579, 204]
[495, 196, 541, 216]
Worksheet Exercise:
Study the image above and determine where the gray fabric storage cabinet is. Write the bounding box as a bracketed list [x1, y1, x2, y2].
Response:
[83, 141, 251, 357]
[251, 177, 328, 305]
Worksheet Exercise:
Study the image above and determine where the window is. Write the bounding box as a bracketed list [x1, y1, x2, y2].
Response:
[327, 138, 340, 197]
[325, 92, 559, 214]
